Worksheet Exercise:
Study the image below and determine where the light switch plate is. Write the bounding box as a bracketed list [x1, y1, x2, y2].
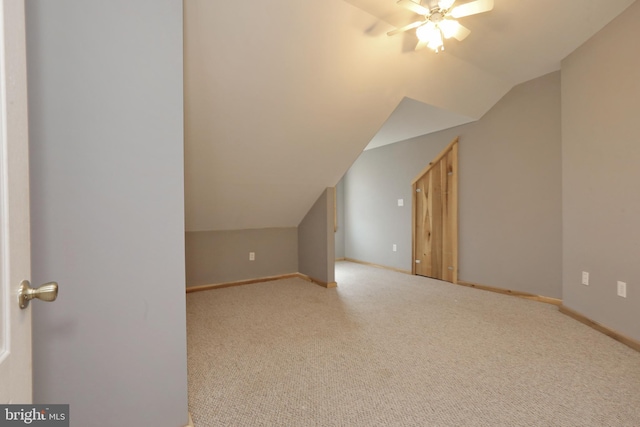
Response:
[617, 281, 627, 298]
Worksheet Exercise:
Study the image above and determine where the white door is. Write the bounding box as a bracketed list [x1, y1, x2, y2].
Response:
[0, 0, 32, 403]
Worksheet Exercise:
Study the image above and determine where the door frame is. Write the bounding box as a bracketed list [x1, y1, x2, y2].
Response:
[0, 0, 33, 403]
[411, 137, 459, 283]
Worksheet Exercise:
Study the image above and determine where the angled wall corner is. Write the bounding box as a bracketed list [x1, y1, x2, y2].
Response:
[335, 179, 346, 259]
[298, 187, 336, 286]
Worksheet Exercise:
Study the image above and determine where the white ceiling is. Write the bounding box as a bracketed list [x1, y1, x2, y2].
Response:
[183, 0, 636, 231]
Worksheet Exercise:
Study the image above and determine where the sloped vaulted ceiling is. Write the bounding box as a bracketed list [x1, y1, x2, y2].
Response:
[183, 0, 635, 232]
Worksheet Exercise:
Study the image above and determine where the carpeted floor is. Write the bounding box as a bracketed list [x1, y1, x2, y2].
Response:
[187, 261, 640, 426]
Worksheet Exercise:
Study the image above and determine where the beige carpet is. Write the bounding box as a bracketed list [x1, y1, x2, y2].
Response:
[187, 261, 640, 426]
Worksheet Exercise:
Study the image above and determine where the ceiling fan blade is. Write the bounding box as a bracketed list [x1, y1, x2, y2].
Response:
[387, 20, 425, 37]
[438, 0, 456, 10]
[396, 0, 430, 16]
[439, 19, 471, 41]
[450, 0, 494, 18]
[450, 22, 471, 41]
[415, 40, 428, 51]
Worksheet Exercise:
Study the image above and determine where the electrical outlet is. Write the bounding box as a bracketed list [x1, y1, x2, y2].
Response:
[249, 252, 255, 261]
[392, 244, 397, 252]
[582, 271, 589, 286]
[617, 281, 627, 298]
[397, 199, 404, 207]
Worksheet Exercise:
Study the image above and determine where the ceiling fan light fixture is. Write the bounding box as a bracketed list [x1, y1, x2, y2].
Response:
[439, 19, 461, 39]
[427, 32, 444, 52]
[415, 21, 436, 42]
[416, 23, 444, 53]
[389, 0, 494, 53]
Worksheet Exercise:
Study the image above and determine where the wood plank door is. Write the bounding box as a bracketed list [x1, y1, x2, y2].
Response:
[412, 138, 458, 283]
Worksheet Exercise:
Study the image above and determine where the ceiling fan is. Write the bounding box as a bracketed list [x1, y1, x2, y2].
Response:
[387, 0, 494, 53]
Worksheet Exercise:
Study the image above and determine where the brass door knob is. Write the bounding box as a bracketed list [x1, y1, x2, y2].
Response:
[18, 280, 58, 309]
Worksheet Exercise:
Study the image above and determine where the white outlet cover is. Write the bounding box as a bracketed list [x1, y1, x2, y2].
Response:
[392, 244, 397, 252]
[398, 199, 404, 207]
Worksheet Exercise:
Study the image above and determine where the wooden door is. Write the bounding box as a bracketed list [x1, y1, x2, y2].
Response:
[412, 138, 458, 283]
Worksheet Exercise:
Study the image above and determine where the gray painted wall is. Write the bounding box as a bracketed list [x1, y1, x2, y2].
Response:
[298, 188, 336, 284]
[341, 72, 562, 298]
[186, 228, 298, 286]
[561, 1, 640, 341]
[26, 1, 188, 426]
[186, 190, 336, 287]
[459, 72, 562, 299]
[335, 180, 345, 259]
